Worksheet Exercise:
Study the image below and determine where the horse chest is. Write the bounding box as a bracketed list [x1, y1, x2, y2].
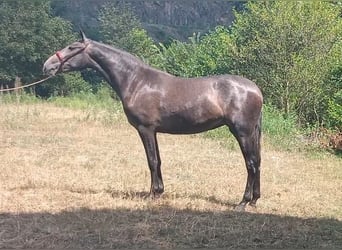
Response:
[123, 95, 161, 127]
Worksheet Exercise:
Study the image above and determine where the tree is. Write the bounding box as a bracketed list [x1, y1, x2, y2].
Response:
[230, 1, 342, 125]
[154, 26, 233, 77]
[98, 3, 141, 49]
[98, 2, 159, 63]
[0, 0, 75, 87]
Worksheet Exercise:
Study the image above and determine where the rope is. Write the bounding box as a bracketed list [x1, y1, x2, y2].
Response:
[0, 76, 53, 92]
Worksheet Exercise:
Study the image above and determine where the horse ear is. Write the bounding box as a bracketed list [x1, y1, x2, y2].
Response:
[79, 30, 88, 42]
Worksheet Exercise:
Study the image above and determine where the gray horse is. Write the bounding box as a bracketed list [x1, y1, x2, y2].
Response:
[43, 31, 263, 211]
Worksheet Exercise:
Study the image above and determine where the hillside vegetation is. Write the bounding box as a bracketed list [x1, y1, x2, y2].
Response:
[51, 0, 241, 42]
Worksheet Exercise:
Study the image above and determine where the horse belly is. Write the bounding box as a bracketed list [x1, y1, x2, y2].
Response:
[157, 105, 224, 134]
[158, 119, 224, 134]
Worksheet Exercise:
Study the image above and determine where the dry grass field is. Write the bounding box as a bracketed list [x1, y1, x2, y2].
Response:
[0, 102, 341, 248]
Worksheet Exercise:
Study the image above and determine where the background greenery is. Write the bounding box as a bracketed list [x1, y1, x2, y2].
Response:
[0, 0, 341, 152]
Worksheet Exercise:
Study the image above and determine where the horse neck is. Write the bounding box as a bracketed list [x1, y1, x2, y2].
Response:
[87, 41, 145, 100]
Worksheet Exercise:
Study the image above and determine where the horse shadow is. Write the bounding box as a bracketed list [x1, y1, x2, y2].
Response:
[1, 196, 341, 249]
[109, 190, 237, 208]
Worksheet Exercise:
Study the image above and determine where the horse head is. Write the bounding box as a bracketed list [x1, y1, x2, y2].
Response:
[43, 31, 90, 76]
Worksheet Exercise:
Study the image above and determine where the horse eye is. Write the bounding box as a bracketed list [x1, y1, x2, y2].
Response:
[68, 46, 76, 51]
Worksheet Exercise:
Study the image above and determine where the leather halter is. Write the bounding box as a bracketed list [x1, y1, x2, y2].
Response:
[54, 42, 89, 72]
[55, 51, 63, 63]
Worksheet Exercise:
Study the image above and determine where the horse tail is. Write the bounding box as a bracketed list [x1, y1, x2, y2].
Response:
[257, 111, 262, 146]
[254, 111, 262, 163]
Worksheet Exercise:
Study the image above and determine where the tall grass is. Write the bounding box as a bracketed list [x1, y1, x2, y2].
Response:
[262, 105, 300, 151]
[48, 86, 120, 112]
[0, 92, 40, 104]
[203, 105, 301, 151]
[48, 86, 125, 126]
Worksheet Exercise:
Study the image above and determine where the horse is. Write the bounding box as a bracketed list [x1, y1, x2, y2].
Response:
[43, 31, 263, 211]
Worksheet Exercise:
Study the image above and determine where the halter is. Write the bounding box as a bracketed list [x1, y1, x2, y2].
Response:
[54, 42, 89, 73]
[55, 51, 63, 63]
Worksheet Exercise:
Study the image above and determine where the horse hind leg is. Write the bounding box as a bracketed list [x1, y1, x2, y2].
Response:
[236, 133, 261, 211]
[249, 116, 262, 207]
[230, 117, 261, 211]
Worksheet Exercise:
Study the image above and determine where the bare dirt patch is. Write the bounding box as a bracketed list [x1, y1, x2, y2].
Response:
[0, 103, 341, 248]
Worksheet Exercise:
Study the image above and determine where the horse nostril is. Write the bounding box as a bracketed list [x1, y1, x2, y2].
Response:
[43, 65, 57, 76]
[43, 66, 50, 75]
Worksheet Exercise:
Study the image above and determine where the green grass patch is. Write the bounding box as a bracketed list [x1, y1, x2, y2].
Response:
[262, 105, 300, 151]
[0, 92, 41, 104]
[48, 86, 121, 112]
[48, 87, 125, 126]
[1, 87, 124, 126]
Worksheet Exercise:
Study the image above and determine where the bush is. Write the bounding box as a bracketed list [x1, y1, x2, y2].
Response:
[327, 90, 342, 130]
[36, 72, 92, 97]
[154, 26, 233, 77]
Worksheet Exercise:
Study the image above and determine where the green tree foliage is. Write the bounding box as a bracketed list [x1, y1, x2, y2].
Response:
[98, 3, 139, 49]
[326, 62, 342, 129]
[98, 3, 159, 62]
[155, 26, 233, 77]
[0, 0, 75, 85]
[154, 38, 197, 77]
[327, 90, 342, 129]
[37, 72, 92, 97]
[197, 26, 233, 76]
[229, 1, 342, 125]
[121, 28, 160, 63]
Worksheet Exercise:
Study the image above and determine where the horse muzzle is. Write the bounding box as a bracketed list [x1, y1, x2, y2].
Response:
[43, 55, 61, 76]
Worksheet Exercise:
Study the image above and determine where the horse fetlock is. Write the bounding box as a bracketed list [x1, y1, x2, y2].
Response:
[151, 183, 164, 194]
[150, 186, 164, 200]
[156, 185, 164, 194]
[249, 198, 258, 207]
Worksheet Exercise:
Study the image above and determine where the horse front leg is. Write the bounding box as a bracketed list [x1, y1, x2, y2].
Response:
[137, 126, 164, 198]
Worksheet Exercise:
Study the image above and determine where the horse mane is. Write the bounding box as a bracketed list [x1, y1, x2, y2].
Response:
[91, 40, 147, 66]
[91, 39, 176, 79]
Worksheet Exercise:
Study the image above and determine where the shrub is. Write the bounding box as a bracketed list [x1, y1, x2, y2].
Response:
[327, 90, 342, 130]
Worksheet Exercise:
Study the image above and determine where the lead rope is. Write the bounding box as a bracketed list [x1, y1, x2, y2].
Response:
[0, 76, 53, 92]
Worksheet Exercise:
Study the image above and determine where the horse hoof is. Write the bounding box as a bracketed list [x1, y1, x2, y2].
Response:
[147, 191, 163, 200]
[249, 201, 257, 208]
[152, 193, 162, 199]
[234, 204, 246, 212]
